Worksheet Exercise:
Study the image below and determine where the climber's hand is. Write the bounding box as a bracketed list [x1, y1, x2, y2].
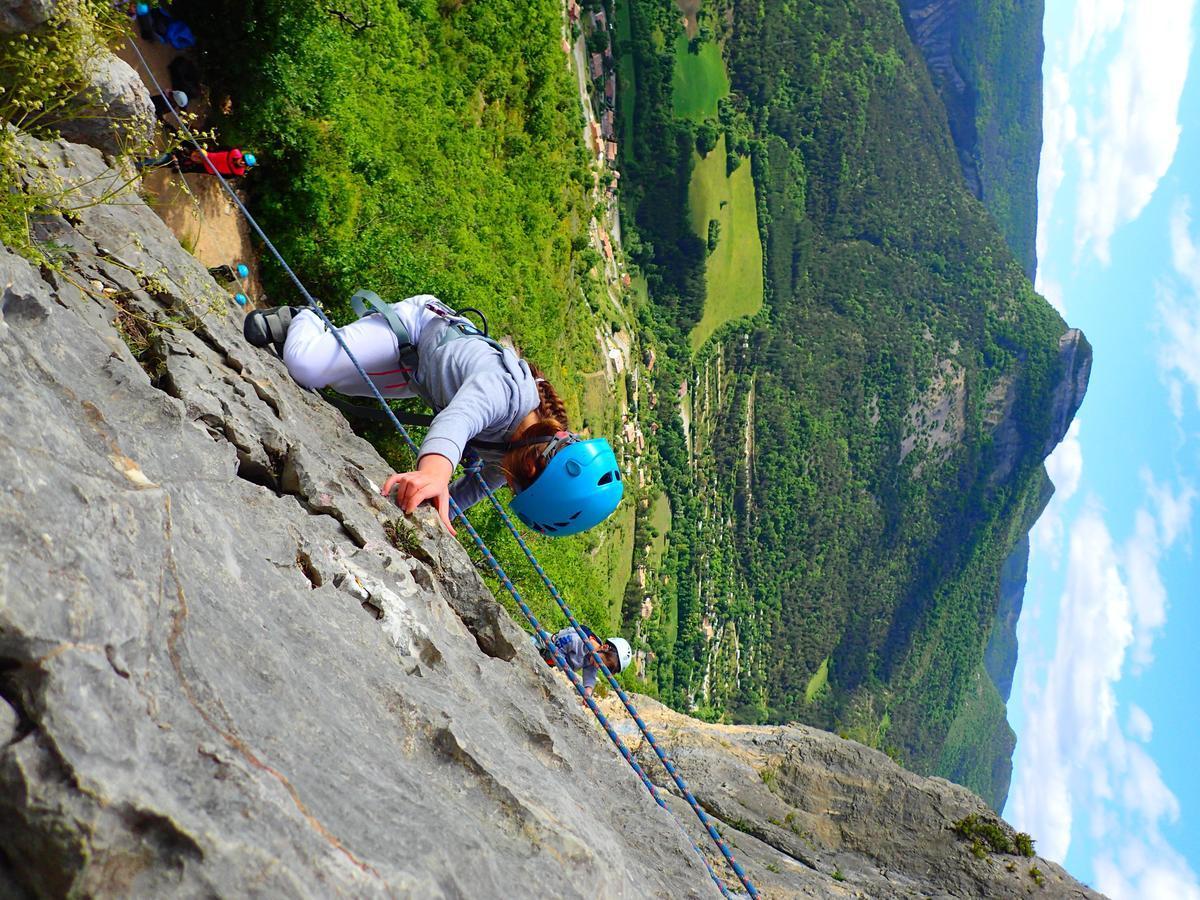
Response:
[382, 454, 456, 536]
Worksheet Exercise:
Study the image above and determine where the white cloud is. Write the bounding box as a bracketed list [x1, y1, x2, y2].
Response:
[1124, 475, 1195, 667]
[1094, 833, 1200, 900]
[1047, 420, 1085, 502]
[1119, 740, 1180, 824]
[1172, 198, 1200, 287]
[1037, 67, 1077, 268]
[1067, 0, 1128, 66]
[1159, 199, 1200, 417]
[1010, 505, 1130, 859]
[1145, 470, 1197, 545]
[1032, 419, 1084, 563]
[1037, 274, 1068, 316]
[1126, 703, 1153, 742]
[1011, 485, 1196, 885]
[1072, 0, 1196, 263]
[1124, 507, 1169, 669]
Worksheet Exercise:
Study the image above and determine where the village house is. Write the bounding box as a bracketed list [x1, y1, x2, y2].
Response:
[601, 109, 615, 140]
[589, 52, 604, 79]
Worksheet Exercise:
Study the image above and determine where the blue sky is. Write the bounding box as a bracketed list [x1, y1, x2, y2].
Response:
[1005, 1, 1200, 897]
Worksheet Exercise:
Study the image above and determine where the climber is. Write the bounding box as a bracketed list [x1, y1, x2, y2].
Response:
[539, 626, 632, 697]
[178, 147, 257, 178]
[241, 295, 624, 537]
[150, 90, 188, 120]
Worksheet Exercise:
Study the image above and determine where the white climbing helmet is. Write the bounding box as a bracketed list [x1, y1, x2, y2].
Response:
[606, 637, 632, 673]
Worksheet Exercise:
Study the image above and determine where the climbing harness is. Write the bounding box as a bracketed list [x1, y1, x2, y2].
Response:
[125, 37, 756, 899]
[348, 288, 508, 394]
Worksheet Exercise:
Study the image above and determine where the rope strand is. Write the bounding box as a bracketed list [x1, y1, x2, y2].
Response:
[469, 465, 759, 898]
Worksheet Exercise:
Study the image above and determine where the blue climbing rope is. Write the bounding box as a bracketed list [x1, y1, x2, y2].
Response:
[450, 506, 731, 898]
[123, 33, 738, 898]
[468, 464, 759, 898]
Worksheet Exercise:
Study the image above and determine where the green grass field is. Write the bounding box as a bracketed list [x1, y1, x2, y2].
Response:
[615, 0, 637, 155]
[671, 33, 729, 121]
[596, 501, 636, 631]
[580, 369, 636, 630]
[687, 135, 764, 352]
[805, 657, 830, 703]
[647, 489, 672, 568]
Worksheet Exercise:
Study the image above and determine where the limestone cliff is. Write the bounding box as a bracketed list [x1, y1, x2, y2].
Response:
[0, 133, 716, 898]
[606, 697, 1103, 899]
[961, 328, 1088, 810]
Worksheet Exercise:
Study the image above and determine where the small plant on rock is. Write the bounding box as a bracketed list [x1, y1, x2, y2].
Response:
[953, 813, 1016, 855]
[1014, 831, 1035, 857]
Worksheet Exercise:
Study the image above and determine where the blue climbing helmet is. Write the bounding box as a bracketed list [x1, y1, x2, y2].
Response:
[243, 153, 257, 168]
[508, 432, 623, 536]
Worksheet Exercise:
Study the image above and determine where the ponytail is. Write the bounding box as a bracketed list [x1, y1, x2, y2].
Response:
[502, 363, 569, 492]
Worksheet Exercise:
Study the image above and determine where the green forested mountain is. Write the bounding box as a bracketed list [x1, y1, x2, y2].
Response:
[176, 0, 1083, 812]
[617, 0, 1085, 809]
[897, 0, 1044, 278]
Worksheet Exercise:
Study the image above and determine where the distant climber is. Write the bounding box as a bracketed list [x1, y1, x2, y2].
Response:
[241, 295, 624, 537]
[137, 6, 195, 49]
[179, 147, 257, 177]
[150, 90, 188, 120]
[209, 263, 250, 285]
[539, 626, 632, 697]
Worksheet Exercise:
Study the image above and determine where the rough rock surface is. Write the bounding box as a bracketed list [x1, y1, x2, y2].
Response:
[1042, 328, 1091, 455]
[0, 0, 154, 155]
[0, 134, 718, 897]
[607, 698, 1105, 899]
[897, 0, 980, 196]
[0, 0, 56, 33]
[56, 50, 155, 157]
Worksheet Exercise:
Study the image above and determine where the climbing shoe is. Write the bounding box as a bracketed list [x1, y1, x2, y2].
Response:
[243, 305, 302, 355]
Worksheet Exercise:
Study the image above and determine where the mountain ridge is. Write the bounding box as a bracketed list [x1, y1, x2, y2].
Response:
[615, 0, 1086, 812]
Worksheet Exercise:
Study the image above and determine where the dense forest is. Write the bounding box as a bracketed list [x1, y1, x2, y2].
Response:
[897, 0, 1044, 278]
[616, 0, 1079, 808]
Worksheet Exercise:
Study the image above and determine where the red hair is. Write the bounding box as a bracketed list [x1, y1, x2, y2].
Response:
[502, 363, 568, 491]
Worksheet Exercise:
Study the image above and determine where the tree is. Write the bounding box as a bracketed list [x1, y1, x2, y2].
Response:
[695, 120, 719, 156]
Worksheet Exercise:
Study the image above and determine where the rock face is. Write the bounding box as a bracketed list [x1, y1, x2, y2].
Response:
[986, 329, 1091, 490]
[0, 0, 55, 33]
[0, 134, 717, 897]
[1, 131, 1104, 900]
[608, 698, 1104, 900]
[56, 50, 156, 157]
[0, 1, 154, 156]
[1042, 328, 1091, 454]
